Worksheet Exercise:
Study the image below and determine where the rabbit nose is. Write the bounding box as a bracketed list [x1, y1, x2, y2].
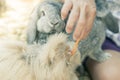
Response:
[50, 21, 59, 26]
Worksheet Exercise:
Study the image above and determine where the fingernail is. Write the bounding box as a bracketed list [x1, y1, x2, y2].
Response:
[66, 29, 71, 34]
[66, 26, 72, 34]
[61, 15, 65, 20]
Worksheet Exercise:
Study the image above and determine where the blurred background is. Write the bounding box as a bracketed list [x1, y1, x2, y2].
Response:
[0, 0, 40, 42]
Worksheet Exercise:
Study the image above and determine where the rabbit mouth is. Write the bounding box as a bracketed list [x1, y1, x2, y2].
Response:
[49, 29, 56, 34]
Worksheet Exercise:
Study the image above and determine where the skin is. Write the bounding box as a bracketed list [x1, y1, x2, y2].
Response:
[60, 1, 120, 80]
[61, 0, 96, 41]
[86, 50, 120, 80]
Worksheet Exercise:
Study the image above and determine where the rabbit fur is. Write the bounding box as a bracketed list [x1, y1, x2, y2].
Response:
[27, 0, 112, 62]
[0, 33, 81, 80]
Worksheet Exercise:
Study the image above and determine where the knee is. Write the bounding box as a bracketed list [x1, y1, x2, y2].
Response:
[86, 50, 120, 80]
[91, 63, 120, 80]
[96, 68, 118, 80]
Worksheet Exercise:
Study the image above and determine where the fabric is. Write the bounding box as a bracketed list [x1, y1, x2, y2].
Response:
[102, 37, 120, 52]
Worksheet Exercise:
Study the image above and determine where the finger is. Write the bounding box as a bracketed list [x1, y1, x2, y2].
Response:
[73, 5, 87, 40]
[61, 0, 73, 20]
[83, 7, 96, 39]
[87, 7, 96, 25]
[66, 6, 80, 33]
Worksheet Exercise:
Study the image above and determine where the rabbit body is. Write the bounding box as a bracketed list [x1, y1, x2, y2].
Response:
[0, 33, 80, 80]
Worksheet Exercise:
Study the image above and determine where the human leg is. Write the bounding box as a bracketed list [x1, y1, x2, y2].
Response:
[86, 50, 120, 80]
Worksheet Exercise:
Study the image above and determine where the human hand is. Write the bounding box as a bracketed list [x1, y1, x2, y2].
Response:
[61, 0, 96, 41]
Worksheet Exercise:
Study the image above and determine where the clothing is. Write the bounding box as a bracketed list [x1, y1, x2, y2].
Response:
[102, 37, 120, 52]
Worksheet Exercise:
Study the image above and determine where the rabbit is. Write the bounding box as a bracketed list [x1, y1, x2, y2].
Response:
[27, 0, 65, 44]
[0, 33, 81, 80]
[27, 0, 112, 63]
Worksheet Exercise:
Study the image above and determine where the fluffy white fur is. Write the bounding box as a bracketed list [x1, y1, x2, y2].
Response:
[0, 33, 81, 80]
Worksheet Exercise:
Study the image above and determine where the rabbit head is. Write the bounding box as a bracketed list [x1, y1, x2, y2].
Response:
[27, 1, 65, 44]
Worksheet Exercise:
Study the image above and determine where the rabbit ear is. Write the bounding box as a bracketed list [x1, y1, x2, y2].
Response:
[27, 5, 41, 44]
[95, 0, 109, 17]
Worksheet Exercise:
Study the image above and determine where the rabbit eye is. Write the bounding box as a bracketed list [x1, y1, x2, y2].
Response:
[41, 11, 45, 16]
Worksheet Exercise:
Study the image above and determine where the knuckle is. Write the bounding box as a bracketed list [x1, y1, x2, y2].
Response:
[81, 1, 89, 7]
[81, 3, 88, 10]
[79, 21, 85, 26]
[84, 3, 88, 7]
[74, 32, 80, 39]
[71, 12, 79, 20]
